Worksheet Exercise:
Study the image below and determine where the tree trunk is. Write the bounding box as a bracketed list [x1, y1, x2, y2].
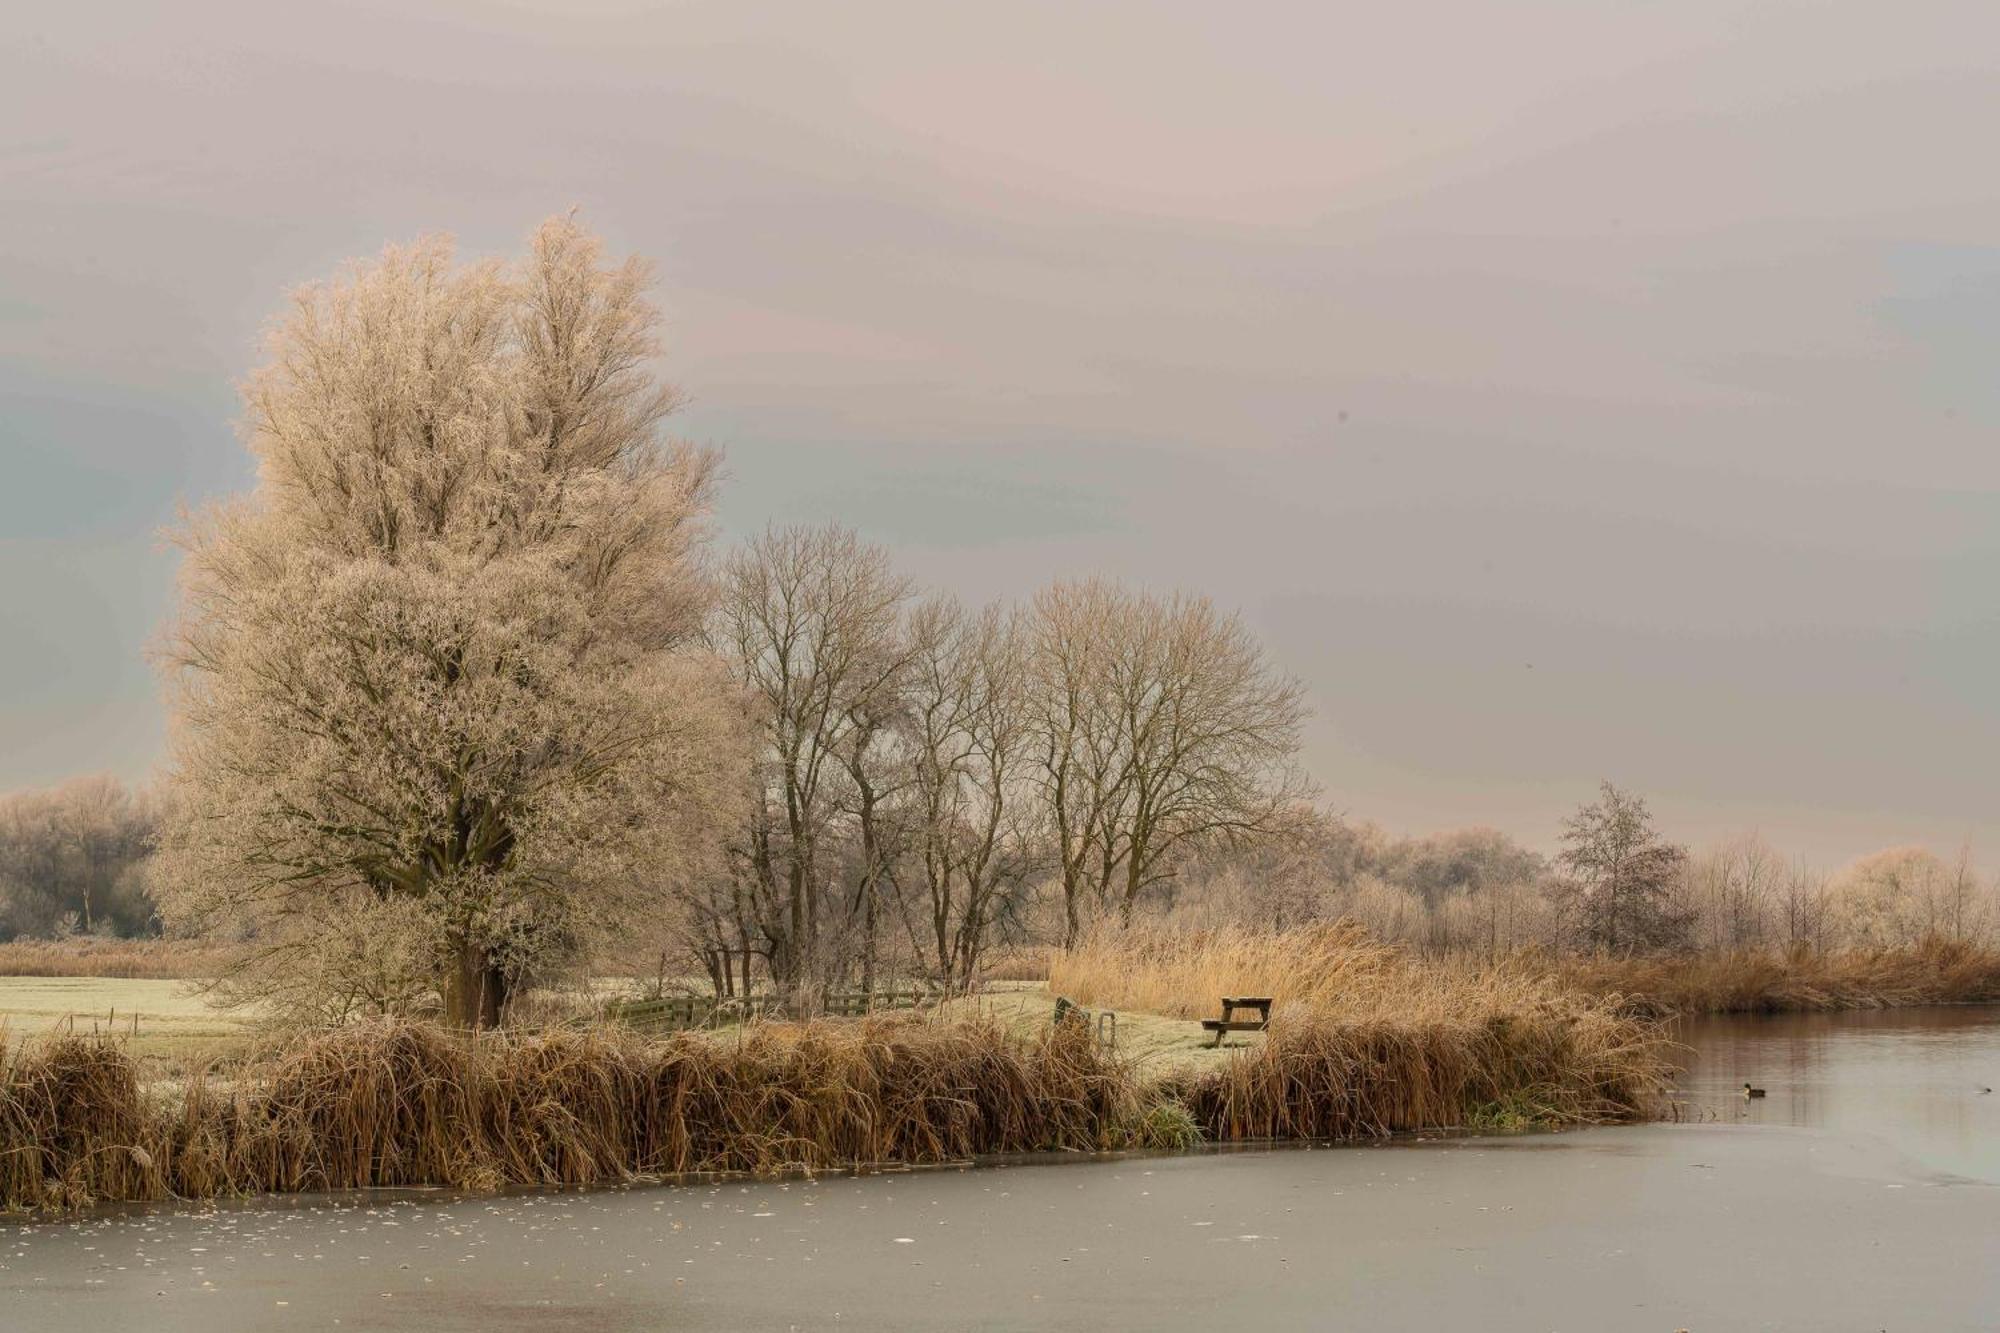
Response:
[443, 939, 507, 1029]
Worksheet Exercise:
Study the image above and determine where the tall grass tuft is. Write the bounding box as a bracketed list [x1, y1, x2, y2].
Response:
[1049, 921, 1401, 1019]
[0, 1030, 162, 1211]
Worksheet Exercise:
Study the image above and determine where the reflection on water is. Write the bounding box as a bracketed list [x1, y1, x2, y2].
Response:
[1674, 1004, 2000, 1182]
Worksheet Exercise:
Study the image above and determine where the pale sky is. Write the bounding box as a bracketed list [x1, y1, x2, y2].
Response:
[4, 1, 1998, 865]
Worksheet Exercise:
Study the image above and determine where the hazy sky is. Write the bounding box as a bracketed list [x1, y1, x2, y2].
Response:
[4, 1, 1998, 865]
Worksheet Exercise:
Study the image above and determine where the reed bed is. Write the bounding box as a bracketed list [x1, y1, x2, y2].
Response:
[1051, 922, 2000, 1019]
[1557, 938, 2000, 1015]
[1, 1014, 1134, 1214]
[1177, 1003, 1666, 1140]
[1052, 923, 1673, 1136]
[0, 938, 230, 980]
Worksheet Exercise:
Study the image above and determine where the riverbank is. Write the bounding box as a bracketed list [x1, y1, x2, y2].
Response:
[10, 1123, 1997, 1332]
[0, 977, 1668, 1215]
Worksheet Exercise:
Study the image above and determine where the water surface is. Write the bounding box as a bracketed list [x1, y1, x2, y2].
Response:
[1673, 1004, 2000, 1182]
[3, 1006, 1997, 1331]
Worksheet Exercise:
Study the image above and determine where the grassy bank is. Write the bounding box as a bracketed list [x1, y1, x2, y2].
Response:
[1, 987, 1669, 1215]
[0, 976, 255, 1082]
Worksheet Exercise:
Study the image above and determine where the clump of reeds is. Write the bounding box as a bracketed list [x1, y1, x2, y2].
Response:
[0, 938, 230, 980]
[1178, 1000, 1667, 1140]
[0, 1028, 162, 1211]
[1556, 937, 2000, 1016]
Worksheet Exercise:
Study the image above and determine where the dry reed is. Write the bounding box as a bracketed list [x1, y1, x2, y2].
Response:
[1, 1014, 1133, 1215]
[1556, 938, 2000, 1015]
[1049, 921, 1402, 1019]
[0, 938, 230, 980]
[1053, 923, 1672, 1136]
[3, 923, 1689, 1216]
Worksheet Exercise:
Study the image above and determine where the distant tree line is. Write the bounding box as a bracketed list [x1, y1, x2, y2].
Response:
[1151, 782, 2000, 959]
[0, 775, 156, 940]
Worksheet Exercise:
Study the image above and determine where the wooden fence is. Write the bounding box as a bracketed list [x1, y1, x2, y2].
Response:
[603, 988, 938, 1034]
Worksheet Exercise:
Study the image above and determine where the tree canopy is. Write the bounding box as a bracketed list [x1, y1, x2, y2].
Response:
[153, 218, 747, 1026]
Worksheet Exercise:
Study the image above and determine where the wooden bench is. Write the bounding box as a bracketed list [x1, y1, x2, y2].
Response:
[1200, 995, 1273, 1047]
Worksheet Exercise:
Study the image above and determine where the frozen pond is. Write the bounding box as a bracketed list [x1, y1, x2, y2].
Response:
[4, 1006, 1997, 1331]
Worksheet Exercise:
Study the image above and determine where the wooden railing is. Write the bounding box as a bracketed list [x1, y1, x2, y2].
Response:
[603, 988, 938, 1034]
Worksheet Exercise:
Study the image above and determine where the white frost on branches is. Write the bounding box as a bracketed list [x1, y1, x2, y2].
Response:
[154, 218, 747, 1026]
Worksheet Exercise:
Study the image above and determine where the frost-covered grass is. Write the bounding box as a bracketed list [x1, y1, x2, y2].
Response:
[0, 976, 254, 1076]
[942, 985, 1260, 1078]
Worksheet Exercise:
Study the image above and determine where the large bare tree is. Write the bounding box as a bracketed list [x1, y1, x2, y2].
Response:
[1024, 580, 1309, 942]
[154, 218, 746, 1027]
[713, 524, 914, 997]
[1023, 580, 1136, 947]
[896, 595, 1035, 987]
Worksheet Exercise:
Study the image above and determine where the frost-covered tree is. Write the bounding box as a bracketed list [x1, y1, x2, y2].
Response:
[0, 776, 156, 939]
[1551, 782, 1690, 954]
[155, 218, 746, 1027]
[1826, 846, 1994, 949]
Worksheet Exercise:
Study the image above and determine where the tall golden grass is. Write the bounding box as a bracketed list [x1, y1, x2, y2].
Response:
[0, 938, 230, 979]
[1556, 938, 2000, 1015]
[1050, 921, 1405, 1018]
[1050, 922, 2000, 1018]
[1057, 922, 1671, 1136]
